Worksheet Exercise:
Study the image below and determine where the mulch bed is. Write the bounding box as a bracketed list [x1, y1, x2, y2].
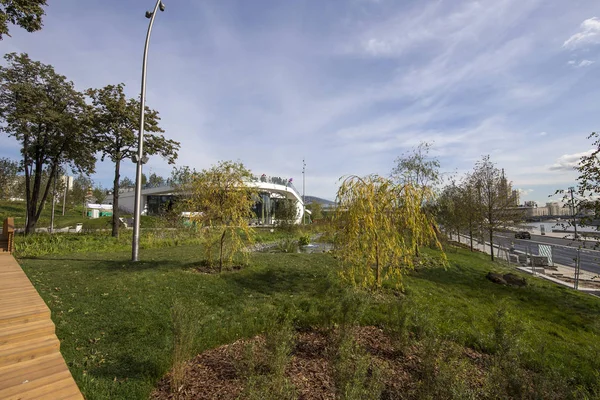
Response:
[151, 326, 488, 400]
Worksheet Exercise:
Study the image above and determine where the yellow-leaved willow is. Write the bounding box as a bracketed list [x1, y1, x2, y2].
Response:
[183, 160, 257, 272]
[333, 174, 446, 289]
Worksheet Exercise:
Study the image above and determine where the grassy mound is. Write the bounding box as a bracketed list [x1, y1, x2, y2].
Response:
[17, 244, 600, 399]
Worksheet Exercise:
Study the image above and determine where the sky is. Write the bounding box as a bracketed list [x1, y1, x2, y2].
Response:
[1, 0, 600, 203]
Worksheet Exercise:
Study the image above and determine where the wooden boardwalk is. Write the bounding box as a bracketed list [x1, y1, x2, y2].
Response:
[0, 253, 83, 400]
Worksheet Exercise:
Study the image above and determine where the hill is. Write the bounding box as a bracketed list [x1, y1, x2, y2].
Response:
[304, 195, 335, 206]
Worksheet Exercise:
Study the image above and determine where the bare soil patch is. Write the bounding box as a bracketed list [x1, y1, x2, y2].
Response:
[151, 326, 488, 400]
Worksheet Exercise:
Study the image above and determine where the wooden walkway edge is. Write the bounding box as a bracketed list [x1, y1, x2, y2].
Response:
[0, 253, 83, 400]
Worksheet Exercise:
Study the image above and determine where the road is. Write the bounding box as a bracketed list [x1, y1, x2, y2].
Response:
[470, 233, 600, 276]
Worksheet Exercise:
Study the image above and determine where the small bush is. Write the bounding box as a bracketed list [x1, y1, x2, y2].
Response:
[298, 234, 311, 246]
[276, 238, 298, 253]
[239, 317, 298, 400]
[332, 332, 385, 400]
[170, 300, 203, 396]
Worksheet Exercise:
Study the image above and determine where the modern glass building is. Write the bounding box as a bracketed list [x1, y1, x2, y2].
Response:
[118, 176, 305, 224]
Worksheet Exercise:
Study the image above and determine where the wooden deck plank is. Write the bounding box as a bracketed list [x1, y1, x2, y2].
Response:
[0, 336, 60, 368]
[0, 302, 51, 315]
[0, 353, 67, 390]
[0, 319, 55, 346]
[0, 254, 83, 399]
[0, 370, 73, 399]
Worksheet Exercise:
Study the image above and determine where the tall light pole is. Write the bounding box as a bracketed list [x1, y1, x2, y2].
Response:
[132, 0, 166, 262]
[569, 186, 578, 239]
[302, 158, 306, 224]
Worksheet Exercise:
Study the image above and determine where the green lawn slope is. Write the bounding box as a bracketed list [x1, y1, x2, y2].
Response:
[16, 244, 600, 399]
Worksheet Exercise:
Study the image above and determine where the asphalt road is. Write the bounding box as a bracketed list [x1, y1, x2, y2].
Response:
[491, 233, 600, 276]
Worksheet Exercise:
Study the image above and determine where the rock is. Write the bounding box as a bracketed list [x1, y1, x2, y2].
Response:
[486, 272, 507, 285]
[503, 273, 527, 287]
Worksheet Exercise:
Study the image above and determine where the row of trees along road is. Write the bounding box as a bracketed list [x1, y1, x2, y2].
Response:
[0, 53, 180, 235]
[437, 155, 520, 261]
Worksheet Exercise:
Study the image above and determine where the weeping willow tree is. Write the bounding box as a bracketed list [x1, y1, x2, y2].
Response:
[333, 174, 446, 289]
[184, 161, 257, 272]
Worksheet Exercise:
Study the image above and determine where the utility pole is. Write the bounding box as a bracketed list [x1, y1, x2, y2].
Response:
[569, 187, 578, 239]
[302, 158, 306, 224]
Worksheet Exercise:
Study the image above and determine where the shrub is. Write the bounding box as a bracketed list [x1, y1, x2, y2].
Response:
[298, 234, 311, 246]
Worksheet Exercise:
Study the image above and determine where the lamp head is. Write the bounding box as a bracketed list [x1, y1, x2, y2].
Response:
[159, 2, 166, 11]
[145, 11, 153, 18]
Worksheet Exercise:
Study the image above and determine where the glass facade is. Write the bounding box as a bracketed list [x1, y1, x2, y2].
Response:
[147, 195, 175, 215]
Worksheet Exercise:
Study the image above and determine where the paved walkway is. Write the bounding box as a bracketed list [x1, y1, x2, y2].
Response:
[0, 254, 83, 399]
[451, 234, 600, 294]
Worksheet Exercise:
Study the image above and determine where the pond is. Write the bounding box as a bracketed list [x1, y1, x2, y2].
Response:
[298, 242, 333, 254]
[259, 241, 333, 254]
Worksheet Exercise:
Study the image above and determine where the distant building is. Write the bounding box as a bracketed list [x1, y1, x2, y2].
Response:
[118, 175, 306, 224]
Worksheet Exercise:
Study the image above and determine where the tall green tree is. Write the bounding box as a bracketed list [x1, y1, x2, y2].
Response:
[0, 0, 47, 40]
[183, 161, 257, 272]
[471, 156, 519, 261]
[148, 172, 165, 188]
[69, 174, 92, 210]
[86, 83, 180, 237]
[568, 132, 600, 225]
[0, 53, 95, 233]
[0, 157, 19, 200]
[392, 142, 441, 256]
[273, 198, 298, 227]
[306, 202, 323, 220]
[392, 141, 440, 192]
[120, 176, 135, 189]
[92, 184, 107, 204]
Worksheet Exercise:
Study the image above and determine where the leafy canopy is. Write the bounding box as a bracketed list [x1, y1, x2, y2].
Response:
[334, 175, 445, 289]
[0, 0, 47, 39]
[183, 160, 257, 272]
[86, 83, 179, 237]
[0, 52, 94, 233]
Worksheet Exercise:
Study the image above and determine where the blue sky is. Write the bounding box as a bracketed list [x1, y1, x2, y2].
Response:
[2, 0, 600, 203]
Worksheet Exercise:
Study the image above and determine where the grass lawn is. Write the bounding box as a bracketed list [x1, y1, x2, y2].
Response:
[0, 200, 168, 231]
[17, 244, 600, 399]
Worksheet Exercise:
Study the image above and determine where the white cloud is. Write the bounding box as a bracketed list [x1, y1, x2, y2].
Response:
[563, 17, 600, 48]
[549, 150, 594, 171]
[518, 188, 534, 196]
[539, 131, 548, 136]
[568, 59, 595, 67]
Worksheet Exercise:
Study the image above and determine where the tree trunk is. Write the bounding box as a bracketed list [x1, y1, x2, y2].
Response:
[469, 219, 473, 252]
[219, 229, 226, 273]
[375, 235, 380, 288]
[25, 160, 44, 234]
[112, 159, 121, 238]
[489, 228, 494, 261]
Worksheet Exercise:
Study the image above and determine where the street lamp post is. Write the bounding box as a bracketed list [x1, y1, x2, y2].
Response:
[132, 0, 165, 262]
[302, 159, 306, 224]
[569, 186, 578, 240]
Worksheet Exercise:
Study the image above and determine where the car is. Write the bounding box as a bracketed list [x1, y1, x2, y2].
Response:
[514, 231, 531, 239]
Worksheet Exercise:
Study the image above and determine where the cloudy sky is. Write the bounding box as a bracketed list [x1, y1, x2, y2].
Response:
[2, 0, 600, 203]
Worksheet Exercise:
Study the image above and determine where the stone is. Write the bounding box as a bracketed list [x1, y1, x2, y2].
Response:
[503, 273, 527, 287]
[486, 272, 507, 285]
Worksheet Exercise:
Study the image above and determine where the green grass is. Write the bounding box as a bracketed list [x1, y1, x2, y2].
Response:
[16, 243, 600, 399]
[0, 200, 168, 230]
